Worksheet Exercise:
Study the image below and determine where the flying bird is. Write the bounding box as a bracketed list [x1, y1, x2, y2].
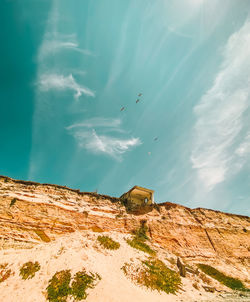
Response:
[120, 106, 125, 111]
[154, 137, 158, 141]
[138, 93, 142, 97]
[136, 99, 140, 103]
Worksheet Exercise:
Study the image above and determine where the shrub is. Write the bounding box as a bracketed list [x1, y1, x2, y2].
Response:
[46, 269, 101, 301]
[198, 264, 246, 291]
[132, 221, 149, 242]
[0, 263, 12, 283]
[47, 270, 71, 302]
[19, 261, 40, 280]
[71, 270, 101, 300]
[10, 198, 17, 207]
[127, 221, 155, 255]
[141, 258, 181, 294]
[97, 236, 120, 250]
[122, 258, 181, 294]
[127, 238, 155, 255]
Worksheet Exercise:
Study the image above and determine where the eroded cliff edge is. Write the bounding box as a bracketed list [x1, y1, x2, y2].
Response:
[0, 175, 249, 285]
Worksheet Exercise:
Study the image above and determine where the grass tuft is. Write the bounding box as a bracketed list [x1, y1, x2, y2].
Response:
[19, 261, 40, 280]
[46, 269, 101, 301]
[127, 238, 156, 255]
[0, 263, 12, 283]
[122, 257, 181, 294]
[127, 221, 156, 255]
[198, 264, 247, 291]
[47, 270, 71, 302]
[132, 221, 149, 242]
[97, 235, 120, 250]
[71, 270, 101, 300]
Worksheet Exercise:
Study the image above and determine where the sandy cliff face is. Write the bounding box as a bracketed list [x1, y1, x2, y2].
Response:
[0, 175, 249, 286]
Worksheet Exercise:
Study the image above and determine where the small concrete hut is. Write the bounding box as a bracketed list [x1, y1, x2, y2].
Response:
[120, 186, 154, 207]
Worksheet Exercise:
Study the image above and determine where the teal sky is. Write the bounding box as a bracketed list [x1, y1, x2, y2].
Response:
[1, 0, 250, 215]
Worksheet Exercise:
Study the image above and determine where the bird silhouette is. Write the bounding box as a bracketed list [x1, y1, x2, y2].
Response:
[136, 99, 140, 103]
[138, 93, 142, 97]
[154, 137, 158, 141]
[120, 106, 125, 111]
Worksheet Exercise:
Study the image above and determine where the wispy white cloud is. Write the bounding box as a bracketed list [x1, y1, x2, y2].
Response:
[39, 40, 94, 59]
[29, 1, 96, 179]
[66, 117, 121, 130]
[191, 20, 250, 191]
[168, 26, 193, 38]
[235, 132, 250, 157]
[67, 118, 141, 160]
[38, 73, 95, 99]
[79, 130, 141, 160]
[38, 4, 93, 60]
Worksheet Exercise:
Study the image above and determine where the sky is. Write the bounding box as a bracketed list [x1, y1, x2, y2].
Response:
[0, 0, 250, 215]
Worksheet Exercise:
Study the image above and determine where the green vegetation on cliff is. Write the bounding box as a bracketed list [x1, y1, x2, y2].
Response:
[198, 264, 247, 291]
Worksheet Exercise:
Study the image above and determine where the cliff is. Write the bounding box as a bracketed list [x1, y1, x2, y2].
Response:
[0, 175, 249, 298]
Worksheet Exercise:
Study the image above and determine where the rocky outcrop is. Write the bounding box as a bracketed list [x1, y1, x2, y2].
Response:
[0, 175, 249, 285]
[177, 257, 186, 277]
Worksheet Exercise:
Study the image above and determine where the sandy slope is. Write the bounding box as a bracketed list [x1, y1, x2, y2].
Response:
[0, 177, 249, 301]
[0, 231, 225, 302]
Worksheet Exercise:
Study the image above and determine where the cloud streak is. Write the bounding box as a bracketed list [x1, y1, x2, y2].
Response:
[39, 40, 94, 59]
[66, 117, 121, 130]
[38, 73, 95, 99]
[78, 130, 140, 159]
[191, 20, 250, 190]
[235, 132, 250, 157]
[67, 118, 141, 160]
[168, 26, 193, 39]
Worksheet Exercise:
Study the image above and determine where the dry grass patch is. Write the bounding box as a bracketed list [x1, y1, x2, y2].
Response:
[97, 235, 120, 250]
[46, 269, 101, 301]
[47, 270, 71, 302]
[34, 229, 51, 242]
[198, 264, 247, 291]
[122, 257, 181, 295]
[91, 226, 104, 233]
[127, 238, 156, 255]
[0, 263, 13, 283]
[0, 238, 35, 250]
[19, 261, 40, 280]
[71, 270, 101, 300]
[126, 221, 156, 255]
